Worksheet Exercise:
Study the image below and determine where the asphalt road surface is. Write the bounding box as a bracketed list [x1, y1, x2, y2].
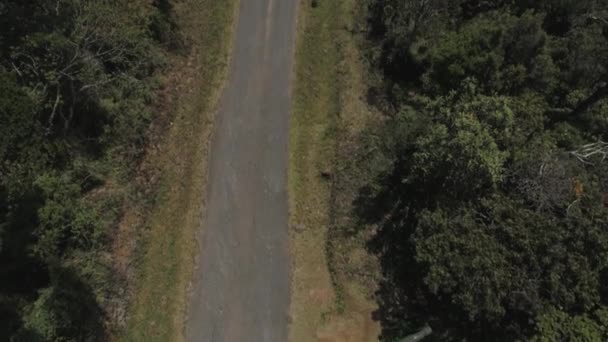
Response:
[186, 0, 298, 341]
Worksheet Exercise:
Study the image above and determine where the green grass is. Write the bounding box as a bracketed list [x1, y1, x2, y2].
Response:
[288, 0, 345, 340]
[119, 1, 237, 341]
[289, 0, 382, 340]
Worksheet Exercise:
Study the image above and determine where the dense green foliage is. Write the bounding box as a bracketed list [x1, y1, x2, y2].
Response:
[0, 0, 176, 339]
[360, 0, 608, 340]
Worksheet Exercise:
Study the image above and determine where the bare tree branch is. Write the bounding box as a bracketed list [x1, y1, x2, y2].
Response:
[46, 86, 62, 135]
[570, 141, 608, 165]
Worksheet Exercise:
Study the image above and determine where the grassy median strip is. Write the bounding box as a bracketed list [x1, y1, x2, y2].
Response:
[119, 1, 237, 341]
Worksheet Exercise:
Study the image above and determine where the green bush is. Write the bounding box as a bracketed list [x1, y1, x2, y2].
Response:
[0, 0, 179, 339]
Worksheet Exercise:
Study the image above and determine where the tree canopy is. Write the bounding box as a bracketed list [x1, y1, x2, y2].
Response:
[0, 0, 176, 339]
[360, 0, 608, 340]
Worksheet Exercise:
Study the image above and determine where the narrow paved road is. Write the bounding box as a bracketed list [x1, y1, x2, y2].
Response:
[186, 0, 298, 341]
